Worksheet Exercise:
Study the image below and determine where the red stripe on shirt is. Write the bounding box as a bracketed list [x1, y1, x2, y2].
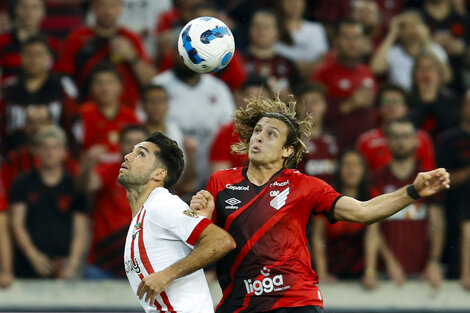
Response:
[138, 209, 176, 313]
[186, 218, 212, 245]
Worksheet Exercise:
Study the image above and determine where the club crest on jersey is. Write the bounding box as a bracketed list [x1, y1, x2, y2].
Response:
[225, 197, 241, 210]
[183, 209, 199, 218]
[132, 222, 142, 239]
[270, 187, 289, 210]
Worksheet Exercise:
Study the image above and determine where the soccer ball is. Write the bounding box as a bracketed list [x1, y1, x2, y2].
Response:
[178, 17, 235, 74]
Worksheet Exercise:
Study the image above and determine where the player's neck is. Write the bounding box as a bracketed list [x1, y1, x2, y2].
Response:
[246, 162, 283, 186]
[390, 157, 415, 180]
[39, 166, 64, 187]
[249, 45, 275, 59]
[126, 185, 156, 217]
[15, 26, 39, 41]
[94, 24, 119, 37]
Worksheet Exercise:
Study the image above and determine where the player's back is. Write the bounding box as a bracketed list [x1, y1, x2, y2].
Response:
[124, 187, 214, 313]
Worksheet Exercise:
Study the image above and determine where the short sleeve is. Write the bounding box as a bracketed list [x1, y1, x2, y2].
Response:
[9, 175, 27, 204]
[308, 176, 342, 221]
[71, 193, 88, 214]
[147, 194, 212, 246]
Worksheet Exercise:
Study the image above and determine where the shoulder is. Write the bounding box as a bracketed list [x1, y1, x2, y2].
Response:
[12, 170, 36, 187]
[201, 74, 230, 90]
[151, 70, 174, 85]
[145, 188, 189, 221]
[208, 167, 244, 193]
[118, 27, 144, 44]
[284, 168, 330, 187]
[357, 128, 381, 145]
[80, 102, 99, 115]
[438, 127, 464, 144]
[66, 26, 94, 41]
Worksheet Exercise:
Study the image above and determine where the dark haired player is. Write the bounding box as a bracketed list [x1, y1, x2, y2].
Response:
[191, 96, 450, 313]
[118, 131, 235, 313]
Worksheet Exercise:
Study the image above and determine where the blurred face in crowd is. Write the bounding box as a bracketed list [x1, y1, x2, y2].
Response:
[36, 136, 66, 170]
[296, 91, 327, 122]
[399, 13, 426, 44]
[340, 151, 365, 188]
[414, 56, 441, 89]
[387, 122, 417, 160]
[93, 0, 123, 29]
[22, 42, 52, 76]
[249, 12, 279, 50]
[336, 22, 364, 61]
[143, 88, 169, 125]
[15, 0, 45, 30]
[119, 130, 148, 156]
[379, 90, 407, 123]
[351, 0, 379, 29]
[280, 0, 305, 19]
[91, 71, 122, 106]
[24, 105, 53, 139]
[235, 84, 271, 109]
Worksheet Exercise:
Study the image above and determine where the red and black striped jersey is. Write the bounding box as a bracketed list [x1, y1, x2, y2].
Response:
[207, 167, 341, 312]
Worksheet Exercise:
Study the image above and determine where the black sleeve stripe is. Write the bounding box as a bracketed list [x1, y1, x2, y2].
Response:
[326, 195, 343, 224]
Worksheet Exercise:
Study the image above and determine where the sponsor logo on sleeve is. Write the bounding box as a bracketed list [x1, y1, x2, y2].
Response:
[183, 209, 199, 218]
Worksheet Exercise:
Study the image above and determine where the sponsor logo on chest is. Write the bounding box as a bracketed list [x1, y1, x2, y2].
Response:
[243, 266, 291, 296]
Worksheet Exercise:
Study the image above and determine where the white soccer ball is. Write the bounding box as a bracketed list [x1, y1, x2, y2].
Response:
[177, 17, 235, 74]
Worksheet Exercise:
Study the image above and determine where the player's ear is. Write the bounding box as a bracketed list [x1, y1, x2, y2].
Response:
[152, 168, 167, 184]
[282, 146, 294, 159]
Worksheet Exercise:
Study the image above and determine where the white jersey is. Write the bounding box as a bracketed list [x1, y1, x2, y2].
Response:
[151, 71, 235, 188]
[124, 187, 214, 313]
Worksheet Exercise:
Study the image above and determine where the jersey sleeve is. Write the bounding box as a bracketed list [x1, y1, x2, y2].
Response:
[308, 176, 342, 222]
[0, 178, 7, 212]
[147, 195, 212, 247]
[9, 175, 27, 204]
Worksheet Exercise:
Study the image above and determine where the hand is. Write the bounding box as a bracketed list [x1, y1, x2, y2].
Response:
[183, 136, 199, 158]
[110, 36, 138, 63]
[29, 251, 55, 277]
[388, 15, 404, 39]
[423, 260, 442, 289]
[362, 275, 377, 290]
[386, 259, 406, 286]
[137, 270, 174, 304]
[417, 24, 431, 45]
[0, 272, 14, 289]
[413, 168, 450, 198]
[190, 190, 215, 219]
[84, 145, 107, 166]
[60, 260, 77, 280]
[318, 272, 337, 284]
[461, 275, 470, 290]
[345, 86, 374, 113]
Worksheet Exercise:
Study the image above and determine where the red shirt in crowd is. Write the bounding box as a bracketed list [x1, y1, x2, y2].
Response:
[78, 102, 138, 159]
[311, 53, 378, 148]
[87, 161, 132, 277]
[0, 178, 7, 213]
[297, 131, 338, 185]
[58, 26, 151, 109]
[209, 121, 248, 168]
[371, 164, 431, 274]
[357, 127, 436, 171]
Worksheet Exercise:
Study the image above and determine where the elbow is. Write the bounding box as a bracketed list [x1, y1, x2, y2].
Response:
[222, 234, 237, 254]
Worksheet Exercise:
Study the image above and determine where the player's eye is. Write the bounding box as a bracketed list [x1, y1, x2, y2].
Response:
[139, 152, 144, 157]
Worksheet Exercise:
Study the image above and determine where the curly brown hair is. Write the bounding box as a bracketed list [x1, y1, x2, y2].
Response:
[231, 95, 313, 169]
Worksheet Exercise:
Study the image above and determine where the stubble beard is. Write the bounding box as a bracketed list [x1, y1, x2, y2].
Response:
[118, 171, 151, 190]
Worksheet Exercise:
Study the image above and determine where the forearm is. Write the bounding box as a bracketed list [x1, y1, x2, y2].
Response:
[312, 238, 328, 277]
[162, 226, 235, 281]
[369, 34, 395, 74]
[364, 224, 380, 274]
[0, 215, 12, 273]
[14, 226, 41, 260]
[76, 160, 95, 193]
[428, 206, 445, 261]
[68, 213, 88, 271]
[461, 221, 470, 277]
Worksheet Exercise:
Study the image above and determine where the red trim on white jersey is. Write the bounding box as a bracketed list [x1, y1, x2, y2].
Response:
[186, 218, 212, 245]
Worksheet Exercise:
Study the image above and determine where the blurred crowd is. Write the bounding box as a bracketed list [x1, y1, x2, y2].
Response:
[0, 0, 469, 294]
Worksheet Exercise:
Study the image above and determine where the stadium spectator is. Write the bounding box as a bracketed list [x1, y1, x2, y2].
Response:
[350, 0, 382, 60]
[311, 19, 378, 148]
[58, 0, 154, 109]
[74, 63, 139, 164]
[243, 10, 302, 99]
[311, 150, 370, 282]
[41, 0, 88, 42]
[0, 178, 13, 288]
[296, 82, 338, 185]
[461, 180, 470, 290]
[407, 53, 460, 140]
[371, 118, 445, 289]
[141, 84, 197, 195]
[370, 10, 451, 90]
[209, 75, 271, 173]
[77, 125, 147, 279]
[356, 83, 436, 171]
[152, 50, 235, 188]
[0, 35, 78, 153]
[118, 0, 172, 57]
[10, 126, 88, 279]
[0, 0, 59, 82]
[437, 90, 470, 280]
[275, 0, 329, 77]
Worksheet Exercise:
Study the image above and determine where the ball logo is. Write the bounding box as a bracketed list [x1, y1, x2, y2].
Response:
[243, 267, 290, 296]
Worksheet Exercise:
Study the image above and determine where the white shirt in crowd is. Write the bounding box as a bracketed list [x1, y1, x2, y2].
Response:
[275, 21, 329, 62]
[386, 42, 448, 90]
[124, 187, 214, 313]
[152, 71, 235, 188]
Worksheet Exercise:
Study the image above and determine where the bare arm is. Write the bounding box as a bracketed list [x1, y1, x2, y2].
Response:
[11, 202, 55, 277]
[423, 204, 445, 289]
[362, 223, 380, 289]
[461, 221, 470, 290]
[62, 212, 88, 279]
[76, 145, 105, 193]
[311, 217, 331, 282]
[369, 16, 400, 75]
[0, 213, 13, 288]
[333, 169, 450, 224]
[136, 223, 236, 303]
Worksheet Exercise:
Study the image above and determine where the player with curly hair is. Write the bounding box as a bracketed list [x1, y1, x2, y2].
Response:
[190, 95, 450, 313]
